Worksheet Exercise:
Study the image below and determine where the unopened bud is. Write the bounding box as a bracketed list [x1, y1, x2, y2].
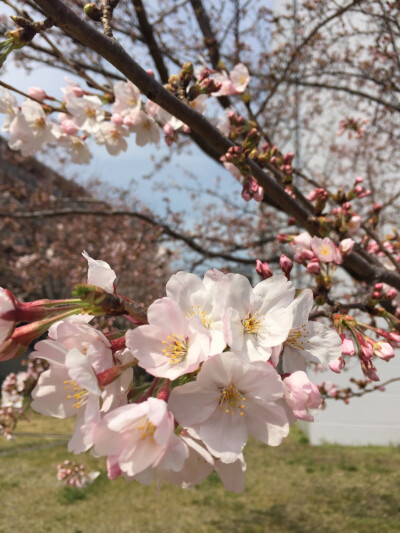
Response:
[256, 260, 273, 279]
[279, 254, 293, 279]
[84, 3, 102, 21]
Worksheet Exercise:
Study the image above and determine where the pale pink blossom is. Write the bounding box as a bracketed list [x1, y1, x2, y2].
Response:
[0, 88, 19, 132]
[93, 398, 183, 478]
[311, 237, 342, 264]
[124, 109, 160, 146]
[125, 297, 211, 379]
[61, 77, 85, 98]
[168, 352, 289, 463]
[213, 64, 250, 96]
[279, 289, 342, 373]
[341, 336, 355, 356]
[290, 232, 313, 255]
[59, 135, 92, 164]
[224, 274, 295, 361]
[94, 122, 129, 156]
[223, 161, 242, 182]
[66, 95, 105, 134]
[166, 270, 227, 355]
[112, 80, 141, 116]
[283, 371, 322, 421]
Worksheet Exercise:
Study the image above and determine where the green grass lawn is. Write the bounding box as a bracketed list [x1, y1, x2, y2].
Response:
[0, 413, 399, 533]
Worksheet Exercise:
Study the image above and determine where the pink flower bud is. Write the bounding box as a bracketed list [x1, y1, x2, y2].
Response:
[340, 336, 355, 356]
[374, 283, 383, 290]
[279, 254, 293, 279]
[60, 119, 79, 136]
[111, 113, 123, 125]
[28, 87, 47, 101]
[146, 69, 155, 78]
[329, 357, 345, 373]
[255, 259, 273, 279]
[373, 342, 394, 362]
[355, 176, 364, 183]
[339, 238, 355, 255]
[307, 259, 321, 275]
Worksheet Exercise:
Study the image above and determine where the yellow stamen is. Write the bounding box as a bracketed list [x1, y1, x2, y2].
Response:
[161, 334, 188, 364]
[242, 311, 264, 335]
[218, 384, 246, 415]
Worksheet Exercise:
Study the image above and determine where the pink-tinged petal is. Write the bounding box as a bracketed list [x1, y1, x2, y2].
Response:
[119, 436, 163, 477]
[82, 251, 116, 293]
[235, 361, 284, 402]
[225, 274, 253, 316]
[65, 349, 101, 396]
[199, 406, 248, 463]
[33, 339, 68, 366]
[158, 433, 189, 472]
[254, 275, 295, 312]
[147, 297, 188, 333]
[105, 402, 149, 433]
[215, 455, 246, 493]
[256, 308, 293, 347]
[290, 289, 314, 328]
[281, 346, 307, 373]
[166, 271, 204, 307]
[295, 321, 341, 365]
[168, 381, 219, 426]
[224, 307, 244, 351]
[31, 367, 76, 418]
[244, 399, 289, 446]
[68, 394, 100, 453]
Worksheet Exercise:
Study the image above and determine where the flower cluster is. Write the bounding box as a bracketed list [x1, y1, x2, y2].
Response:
[0, 253, 345, 492]
[57, 459, 100, 489]
[0, 62, 250, 163]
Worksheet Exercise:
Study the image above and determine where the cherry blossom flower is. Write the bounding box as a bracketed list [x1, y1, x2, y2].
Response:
[93, 398, 184, 478]
[166, 270, 227, 355]
[94, 121, 129, 156]
[30, 317, 129, 453]
[66, 95, 105, 134]
[223, 274, 295, 361]
[59, 135, 92, 164]
[283, 371, 322, 421]
[168, 352, 290, 463]
[126, 297, 211, 379]
[112, 80, 141, 116]
[311, 236, 342, 264]
[31, 346, 103, 453]
[0, 87, 19, 132]
[213, 64, 250, 96]
[278, 289, 342, 373]
[123, 109, 160, 146]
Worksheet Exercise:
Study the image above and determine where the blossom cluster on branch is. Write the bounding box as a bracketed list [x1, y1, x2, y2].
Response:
[0, 252, 345, 491]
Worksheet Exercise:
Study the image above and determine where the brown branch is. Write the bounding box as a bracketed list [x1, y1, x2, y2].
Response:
[0, 208, 265, 265]
[131, 0, 169, 84]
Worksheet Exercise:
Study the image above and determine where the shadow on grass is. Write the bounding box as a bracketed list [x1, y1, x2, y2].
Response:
[57, 472, 107, 505]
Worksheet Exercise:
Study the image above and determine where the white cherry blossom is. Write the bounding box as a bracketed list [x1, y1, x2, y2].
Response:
[168, 352, 290, 463]
[279, 289, 342, 373]
[126, 297, 211, 380]
[224, 274, 295, 361]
